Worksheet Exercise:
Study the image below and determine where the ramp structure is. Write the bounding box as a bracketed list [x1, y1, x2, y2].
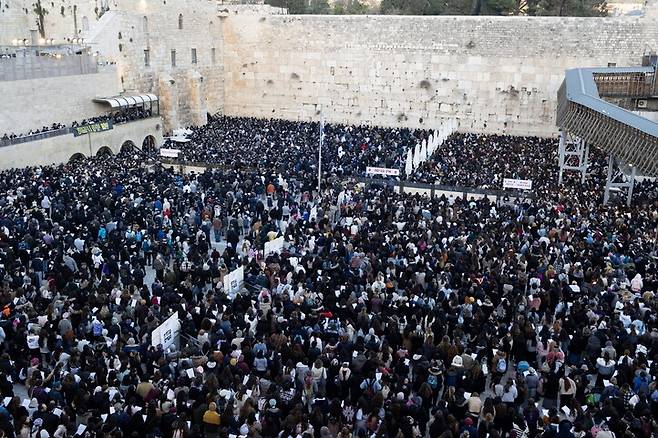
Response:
[556, 61, 658, 205]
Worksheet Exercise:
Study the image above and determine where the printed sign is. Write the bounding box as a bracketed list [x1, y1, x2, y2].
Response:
[366, 166, 400, 176]
[151, 312, 180, 350]
[160, 148, 181, 158]
[223, 266, 244, 296]
[503, 178, 533, 190]
[72, 120, 113, 137]
[264, 236, 285, 256]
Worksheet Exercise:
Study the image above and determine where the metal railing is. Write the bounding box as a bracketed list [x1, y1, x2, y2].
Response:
[159, 159, 535, 202]
[0, 53, 98, 81]
[0, 127, 71, 147]
[593, 71, 657, 98]
[0, 116, 160, 148]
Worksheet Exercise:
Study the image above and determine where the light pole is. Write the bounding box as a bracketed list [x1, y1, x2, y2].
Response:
[318, 114, 324, 196]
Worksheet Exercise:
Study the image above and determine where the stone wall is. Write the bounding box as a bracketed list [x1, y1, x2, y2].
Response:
[0, 117, 164, 170]
[0, 0, 102, 45]
[76, 0, 284, 131]
[0, 66, 120, 135]
[221, 14, 657, 136]
[1, 0, 657, 137]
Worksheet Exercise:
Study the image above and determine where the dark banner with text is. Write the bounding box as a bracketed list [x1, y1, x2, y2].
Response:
[72, 120, 113, 137]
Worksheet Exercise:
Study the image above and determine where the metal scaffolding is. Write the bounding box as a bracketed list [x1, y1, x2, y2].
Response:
[558, 131, 589, 185]
[603, 156, 637, 206]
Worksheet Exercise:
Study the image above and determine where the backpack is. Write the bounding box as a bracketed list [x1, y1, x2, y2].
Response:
[586, 391, 602, 405]
[497, 358, 507, 373]
[427, 373, 439, 390]
[363, 379, 376, 398]
[635, 375, 649, 395]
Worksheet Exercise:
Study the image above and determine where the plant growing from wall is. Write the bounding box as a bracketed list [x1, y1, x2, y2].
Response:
[33, 0, 48, 38]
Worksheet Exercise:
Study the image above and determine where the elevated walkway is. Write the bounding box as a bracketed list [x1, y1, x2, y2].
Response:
[556, 62, 658, 204]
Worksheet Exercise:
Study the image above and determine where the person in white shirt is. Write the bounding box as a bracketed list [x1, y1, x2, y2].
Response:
[501, 381, 518, 403]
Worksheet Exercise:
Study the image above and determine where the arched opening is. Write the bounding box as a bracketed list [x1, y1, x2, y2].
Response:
[120, 140, 136, 152]
[143, 16, 149, 33]
[142, 135, 157, 153]
[178, 14, 184, 30]
[69, 153, 85, 162]
[82, 16, 89, 32]
[96, 146, 113, 157]
[120, 140, 137, 154]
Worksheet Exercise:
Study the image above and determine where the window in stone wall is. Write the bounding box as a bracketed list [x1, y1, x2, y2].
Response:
[211, 48, 216, 65]
[191, 48, 197, 64]
[178, 14, 183, 30]
[171, 50, 176, 67]
[143, 16, 149, 33]
[144, 49, 150, 67]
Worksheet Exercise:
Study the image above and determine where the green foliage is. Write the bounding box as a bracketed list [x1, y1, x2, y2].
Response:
[333, 0, 369, 14]
[531, 0, 607, 16]
[380, 0, 429, 15]
[308, 0, 331, 13]
[265, 0, 309, 14]
[267, 0, 606, 15]
[484, 0, 517, 14]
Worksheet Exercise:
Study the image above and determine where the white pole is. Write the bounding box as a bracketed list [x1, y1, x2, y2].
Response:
[318, 115, 324, 195]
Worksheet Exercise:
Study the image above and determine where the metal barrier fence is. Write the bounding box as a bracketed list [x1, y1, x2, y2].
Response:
[0, 116, 160, 148]
[159, 160, 535, 204]
[0, 54, 98, 81]
[0, 127, 71, 147]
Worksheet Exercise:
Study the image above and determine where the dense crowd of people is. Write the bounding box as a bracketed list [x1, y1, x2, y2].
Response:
[0, 119, 656, 438]
[1, 124, 68, 144]
[410, 134, 559, 190]
[2, 109, 153, 146]
[76, 108, 153, 128]
[166, 116, 427, 178]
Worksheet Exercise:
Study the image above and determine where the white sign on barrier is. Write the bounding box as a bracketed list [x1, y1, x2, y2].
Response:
[503, 178, 533, 190]
[264, 236, 285, 256]
[366, 166, 400, 176]
[151, 312, 180, 350]
[223, 266, 244, 296]
[160, 148, 181, 158]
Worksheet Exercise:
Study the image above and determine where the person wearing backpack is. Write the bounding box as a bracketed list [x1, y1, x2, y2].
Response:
[632, 371, 650, 396]
[427, 366, 443, 398]
[360, 373, 381, 398]
[493, 350, 508, 377]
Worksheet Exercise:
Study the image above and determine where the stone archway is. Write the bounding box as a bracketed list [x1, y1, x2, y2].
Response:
[120, 140, 137, 154]
[142, 135, 157, 153]
[69, 152, 85, 162]
[96, 146, 113, 157]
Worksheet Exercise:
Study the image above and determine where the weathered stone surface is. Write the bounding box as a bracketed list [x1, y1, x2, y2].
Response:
[0, 0, 656, 135]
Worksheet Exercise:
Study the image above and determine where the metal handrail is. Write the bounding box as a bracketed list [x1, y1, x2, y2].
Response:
[0, 115, 160, 148]
[0, 127, 71, 147]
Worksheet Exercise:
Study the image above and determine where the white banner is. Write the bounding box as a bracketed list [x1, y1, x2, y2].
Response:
[405, 150, 413, 176]
[223, 265, 244, 296]
[160, 148, 181, 158]
[503, 178, 533, 190]
[264, 236, 285, 256]
[151, 312, 180, 350]
[366, 166, 400, 176]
